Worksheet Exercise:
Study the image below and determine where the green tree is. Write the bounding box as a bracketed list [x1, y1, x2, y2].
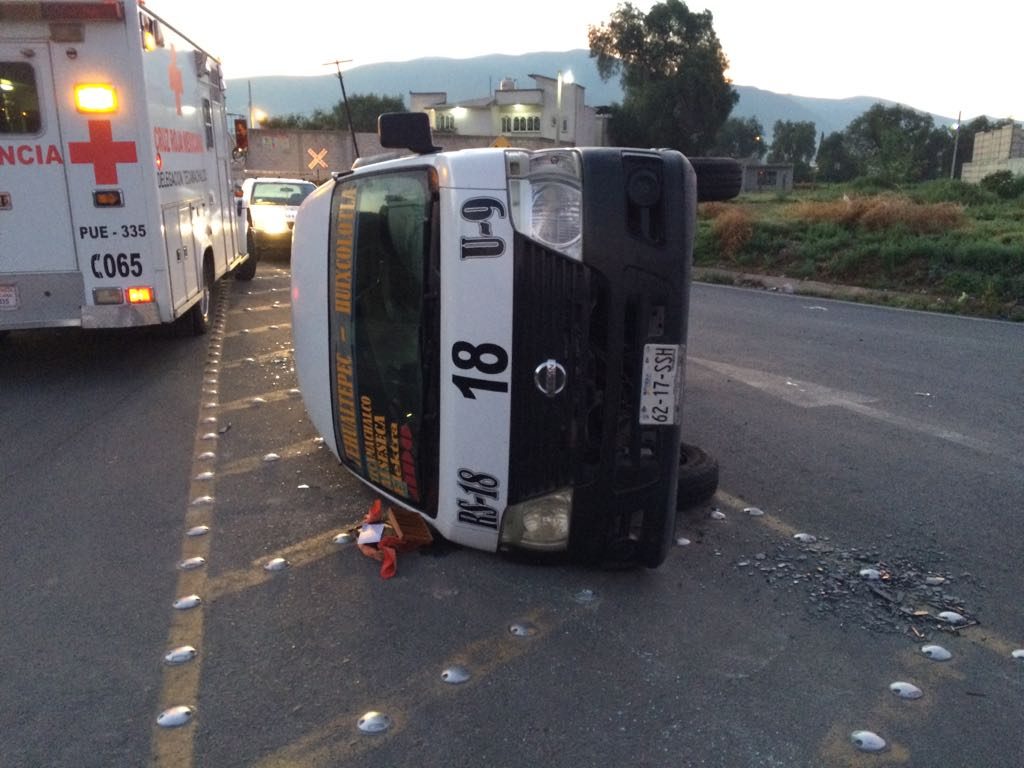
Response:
[588, 0, 737, 154]
[263, 94, 406, 132]
[815, 131, 857, 182]
[767, 120, 816, 182]
[844, 103, 937, 182]
[712, 116, 766, 159]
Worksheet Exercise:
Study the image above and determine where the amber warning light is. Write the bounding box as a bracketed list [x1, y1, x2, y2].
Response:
[127, 286, 155, 304]
[75, 84, 117, 113]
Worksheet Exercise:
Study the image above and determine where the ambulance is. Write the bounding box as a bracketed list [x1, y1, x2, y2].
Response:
[0, 0, 251, 335]
[291, 113, 740, 568]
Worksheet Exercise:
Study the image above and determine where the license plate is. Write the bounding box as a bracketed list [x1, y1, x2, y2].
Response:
[0, 284, 18, 311]
[639, 343, 682, 425]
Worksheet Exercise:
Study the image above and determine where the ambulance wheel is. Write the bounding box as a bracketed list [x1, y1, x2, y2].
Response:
[186, 258, 216, 336]
[676, 442, 719, 509]
[235, 232, 258, 281]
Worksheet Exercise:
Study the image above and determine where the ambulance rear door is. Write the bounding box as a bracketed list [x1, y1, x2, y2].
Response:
[0, 43, 80, 322]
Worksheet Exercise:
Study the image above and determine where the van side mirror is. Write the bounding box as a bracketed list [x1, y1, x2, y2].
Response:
[378, 112, 441, 155]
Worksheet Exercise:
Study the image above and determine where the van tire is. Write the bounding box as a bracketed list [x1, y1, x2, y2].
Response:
[185, 257, 215, 336]
[689, 157, 743, 202]
[676, 442, 719, 509]
[235, 231, 258, 281]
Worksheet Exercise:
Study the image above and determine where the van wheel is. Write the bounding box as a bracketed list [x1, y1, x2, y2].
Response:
[185, 258, 216, 336]
[235, 231, 258, 281]
[676, 442, 719, 509]
[689, 157, 744, 202]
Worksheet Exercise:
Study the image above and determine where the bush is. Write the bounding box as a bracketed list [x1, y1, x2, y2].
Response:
[696, 184, 1024, 318]
[912, 179, 995, 206]
[849, 176, 899, 194]
[980, 171, 1024, 200]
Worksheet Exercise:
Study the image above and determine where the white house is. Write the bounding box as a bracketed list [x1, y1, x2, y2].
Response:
[410, 73, 608, 147]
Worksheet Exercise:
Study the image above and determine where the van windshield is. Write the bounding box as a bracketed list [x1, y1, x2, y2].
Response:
[327, 169, 438, 511]
[251, 181, 315, 206]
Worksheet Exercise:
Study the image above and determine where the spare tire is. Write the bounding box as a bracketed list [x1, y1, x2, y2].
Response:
[689, 157, 743, 202]
[677, 442, 719, 509]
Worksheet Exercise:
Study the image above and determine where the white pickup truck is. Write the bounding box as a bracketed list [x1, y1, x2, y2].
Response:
[290, 113, 739, 567]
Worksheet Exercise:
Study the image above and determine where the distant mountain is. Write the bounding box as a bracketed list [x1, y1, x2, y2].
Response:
[226, 50, 956, 143]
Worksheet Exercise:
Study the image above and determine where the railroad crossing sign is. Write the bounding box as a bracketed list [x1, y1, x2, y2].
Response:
[307, 147, 328, 170]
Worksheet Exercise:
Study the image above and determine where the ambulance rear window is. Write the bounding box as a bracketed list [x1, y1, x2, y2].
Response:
[0, 62, 41, 135]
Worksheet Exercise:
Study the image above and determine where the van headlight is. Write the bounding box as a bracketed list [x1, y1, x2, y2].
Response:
[500, 488, 572, 551]
[507, 150, 582, 260]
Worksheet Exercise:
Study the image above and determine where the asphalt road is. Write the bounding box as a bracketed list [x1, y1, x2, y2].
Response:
[1, 271, 1021, 768]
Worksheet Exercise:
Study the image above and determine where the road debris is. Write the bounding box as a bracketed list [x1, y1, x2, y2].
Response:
[354, 499, 433, 579]
[728, 533, 980, 638]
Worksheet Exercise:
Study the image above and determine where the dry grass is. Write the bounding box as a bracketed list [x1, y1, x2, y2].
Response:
[788, 195, 966, 234]
[702, 203, 754, 256]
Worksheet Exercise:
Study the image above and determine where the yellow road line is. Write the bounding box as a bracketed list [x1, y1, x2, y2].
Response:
[150, 294, 230, 767]
[217, 349, 294, 370]
[206, 529, 347, 602]
[217, 388, 302, 414]
[713, 489, 801, 538]
[252, 610, 552, 768]
[215, 439, 322, 479]
[223, 321, 291, 339]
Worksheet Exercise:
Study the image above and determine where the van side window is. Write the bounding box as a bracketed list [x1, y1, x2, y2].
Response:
[0, 63, 41, 135]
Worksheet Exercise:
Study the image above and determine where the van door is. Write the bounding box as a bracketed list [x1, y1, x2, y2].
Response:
[0, 45, 78, 275]
[162, 202, 199, 313]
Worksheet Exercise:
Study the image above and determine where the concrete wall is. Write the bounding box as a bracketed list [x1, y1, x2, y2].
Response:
[241, 128, 563, 181]
[961, 124, 1024, 183]
[242, 129, 377, 182]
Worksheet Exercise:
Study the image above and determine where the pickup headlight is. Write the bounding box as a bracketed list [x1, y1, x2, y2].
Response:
[507, 150, 582, 260]
[252, 207, 290, 235]
[500, 488, 572, 551]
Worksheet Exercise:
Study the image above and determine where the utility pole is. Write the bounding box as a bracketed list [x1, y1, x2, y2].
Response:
[950, 110, 962, 180]
[325, 59, 359, 160]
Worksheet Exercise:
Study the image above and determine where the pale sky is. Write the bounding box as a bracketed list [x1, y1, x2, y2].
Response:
[151, 0, 1019, 121]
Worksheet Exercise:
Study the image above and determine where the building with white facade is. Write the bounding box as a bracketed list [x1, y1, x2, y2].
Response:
[410, 73, 608, 147]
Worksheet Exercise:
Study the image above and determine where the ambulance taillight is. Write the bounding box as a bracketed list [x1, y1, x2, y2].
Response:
[127, 287, 155, 304]
[74, 84, 117, 113]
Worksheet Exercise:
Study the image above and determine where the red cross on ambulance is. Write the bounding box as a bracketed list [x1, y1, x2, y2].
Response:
[67, 119, 138, 185]
[168, 44, 184, 115]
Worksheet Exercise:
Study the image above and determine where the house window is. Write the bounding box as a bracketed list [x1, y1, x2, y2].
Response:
[437, 113, 455, 132]
[501, 114, 540, 134]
